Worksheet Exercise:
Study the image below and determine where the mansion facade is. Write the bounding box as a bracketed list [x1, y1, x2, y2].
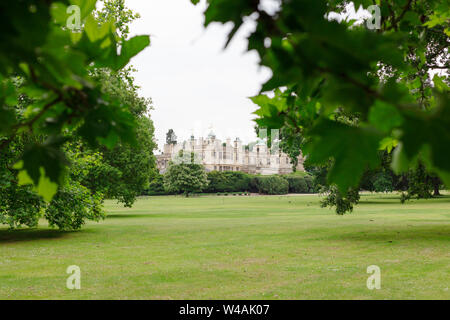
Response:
[156, 132, 304, 175]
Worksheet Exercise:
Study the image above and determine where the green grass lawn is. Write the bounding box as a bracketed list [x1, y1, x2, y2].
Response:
[1, 193, 449, 299]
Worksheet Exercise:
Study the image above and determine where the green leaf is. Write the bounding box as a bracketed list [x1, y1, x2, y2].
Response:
[379, 137, 398, 153]
[304, 119, 383, 194]
[84, 15, 110, 42]
[251, 93, 289, 128]
[115, 35, 151, 71]
[71, 0, 97, 20]
[50, 2, 68, 26]
[36, 167, 59, 201]
[433, 74, 450, 92]
[391, 142, 411, 174]
[392, 91, 450, 186]
[368, 101, 404, 133]
[98, 130, 119, 149]
[16, 137, 69, 196]
[76, 90, 137, 148]
[203, 0, 257, 47]
[15, 162, 59, 201]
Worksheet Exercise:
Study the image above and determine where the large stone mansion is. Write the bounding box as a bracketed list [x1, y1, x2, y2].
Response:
[156, 132, 304, 175]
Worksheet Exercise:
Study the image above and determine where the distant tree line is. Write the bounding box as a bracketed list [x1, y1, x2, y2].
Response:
[146, 153, 445, 208]
[145, 161, 315, 197]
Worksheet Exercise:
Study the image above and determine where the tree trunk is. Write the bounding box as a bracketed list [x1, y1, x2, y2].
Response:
[433, 183, 440, 196]
[432, 177, 441, 196]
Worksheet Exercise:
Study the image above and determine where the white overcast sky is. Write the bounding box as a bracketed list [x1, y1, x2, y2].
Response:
[126, 0, 272, 151]
[125, 1, 443, 152]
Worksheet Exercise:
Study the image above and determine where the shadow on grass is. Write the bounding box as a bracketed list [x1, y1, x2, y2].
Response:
[359, 195, 450, 205]
[360, 193, 450, 199]
[106, 213, 207, 219]
[358, 201, 400, 205]
[326, 225, 450, 243]
[0, 228, 72, 244]
[107, 214, 157, 219]
[106, 212, 268, 219]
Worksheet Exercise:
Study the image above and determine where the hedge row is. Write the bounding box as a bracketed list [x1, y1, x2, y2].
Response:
[252, 176, 289, 195]
[144, 170, 315, 196]
[205, 171, 251, 193]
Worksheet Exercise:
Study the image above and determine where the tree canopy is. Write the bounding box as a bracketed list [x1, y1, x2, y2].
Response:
[166, 129, 178, 145]
[164, 163, 209, 197]
[164, 151, 209, 196]
[0, 0, 151, 201]
[195, 0, 449, 212]
[0, 0, 156, 229]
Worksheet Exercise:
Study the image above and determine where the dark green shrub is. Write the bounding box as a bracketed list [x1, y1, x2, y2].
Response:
[254, 176, 289, 195]
[145, 173, 167, 195]
[304, 163, 328, 192]
[404, 163, 434, 199]
[285, 176, 309, 193]
[206, 171, 251, 193]
[223, 171, 251, 192]
[249, 176, 260, 193]
[360, 169, 376, 191]
[206, 171, 229, 192]
[303, 175, 314, 192]
[372, 172, 394, 193]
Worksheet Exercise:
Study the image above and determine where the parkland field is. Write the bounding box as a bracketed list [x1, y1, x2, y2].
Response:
[0, 193, 449, 299]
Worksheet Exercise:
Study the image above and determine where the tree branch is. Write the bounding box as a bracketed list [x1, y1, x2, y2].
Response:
[394, 0, 413, 25]
[0, 96, 62, 151]
[426, 64, 449, 69]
